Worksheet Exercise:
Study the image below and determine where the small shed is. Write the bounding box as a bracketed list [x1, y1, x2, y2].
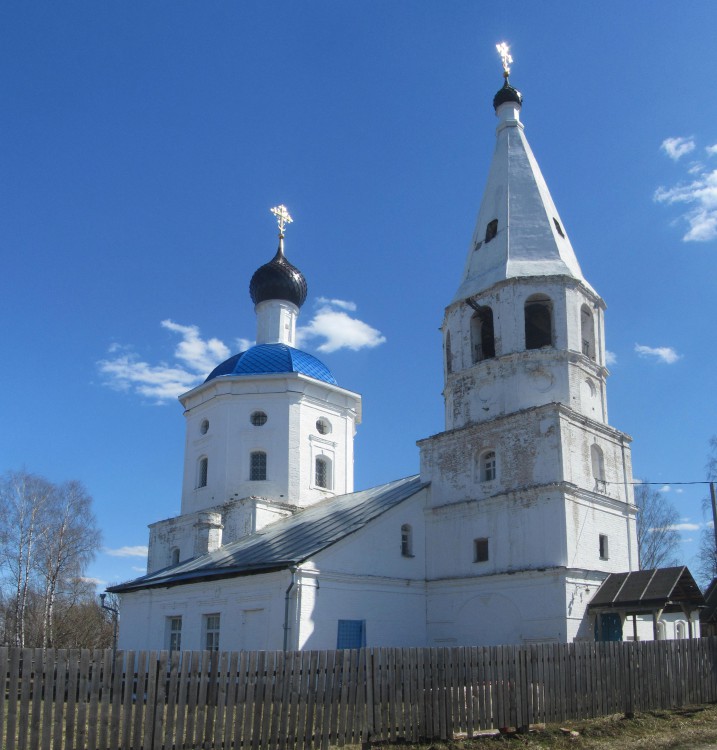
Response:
[588, 566, 704, 641]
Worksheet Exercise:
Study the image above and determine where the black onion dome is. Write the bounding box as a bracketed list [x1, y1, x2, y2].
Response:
[249, 244, 308, 308]
[493, 77, 523, 111]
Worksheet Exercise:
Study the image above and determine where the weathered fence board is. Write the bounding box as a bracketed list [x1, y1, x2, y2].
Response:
[3, 639, 717, 749]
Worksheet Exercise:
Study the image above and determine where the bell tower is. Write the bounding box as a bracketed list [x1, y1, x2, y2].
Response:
[419, 48, 638, 645]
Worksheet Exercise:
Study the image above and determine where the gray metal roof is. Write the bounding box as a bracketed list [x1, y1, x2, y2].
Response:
[588, 566, 704, 613]
[110, 475, 427, 593]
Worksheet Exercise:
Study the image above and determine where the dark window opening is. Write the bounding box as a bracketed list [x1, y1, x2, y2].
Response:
[599, 534, 609, 560]
[401, 524, 413, 557]
[471, 306, 495, 363]
[525, 296, 553, 349]
[198, 457, 208, 488]
[553, 218, 565, 238]
[445, 331, 452, 374]
[250, 451, 267, 481]
[485, 219, 498, 243]
[474, 538, 489, 563]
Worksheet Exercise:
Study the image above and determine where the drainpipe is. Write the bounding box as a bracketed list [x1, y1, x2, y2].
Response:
[283, 565, 298, 652]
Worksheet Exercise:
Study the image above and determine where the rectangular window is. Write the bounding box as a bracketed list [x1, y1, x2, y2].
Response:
[250, 452, 267, 481]
[474, 538, 489, 563]
[482, 452, 496, 482]
[204, 613, 220, 651]
[337, 619, 366, 649]
[167, 616, 182, 652]
[599, 534, 609, 560]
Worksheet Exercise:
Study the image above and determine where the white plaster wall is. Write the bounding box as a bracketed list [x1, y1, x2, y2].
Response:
[311, 489, 428, 577]
[427, 570, 569, 645]
[296, 572, 427, 649]
[117, 570, 288, 652]
[420, 405, 564, 509]
[178, 375, 360, 514]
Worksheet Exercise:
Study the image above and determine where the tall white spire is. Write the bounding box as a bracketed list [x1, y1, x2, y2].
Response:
[452, 66, 592, 303]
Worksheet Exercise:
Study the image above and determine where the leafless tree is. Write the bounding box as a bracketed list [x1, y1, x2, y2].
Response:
[0, 469, 102, 647]
[35, 480, 102, 646]
[635, 482, 681, 570]
[696, 437, 717, 588]
[0, 471, 54, 646]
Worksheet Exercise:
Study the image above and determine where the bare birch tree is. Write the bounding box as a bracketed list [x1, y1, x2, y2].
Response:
[635, 482, 681, 570]
[0, 469, 102, 647]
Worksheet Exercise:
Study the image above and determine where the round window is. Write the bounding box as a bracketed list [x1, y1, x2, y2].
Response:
[316, 418, 332, 435]
[250, 411, 268, 426]
[200, 419, 209, 435]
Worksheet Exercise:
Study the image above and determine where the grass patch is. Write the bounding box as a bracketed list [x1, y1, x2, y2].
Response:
[357, 703, 717, 749]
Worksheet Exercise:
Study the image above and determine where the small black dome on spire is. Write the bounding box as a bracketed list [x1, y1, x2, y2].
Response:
[249, 243, 308, 308]
[493, 76, 523, 111]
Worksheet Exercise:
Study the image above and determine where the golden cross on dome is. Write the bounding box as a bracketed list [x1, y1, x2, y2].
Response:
[496, 42, 513, 77]
[270, 204, 293, 237]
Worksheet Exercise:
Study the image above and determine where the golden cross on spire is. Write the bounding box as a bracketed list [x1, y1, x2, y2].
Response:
[270, 204, 293, 237]
[496, 42, 513, 78]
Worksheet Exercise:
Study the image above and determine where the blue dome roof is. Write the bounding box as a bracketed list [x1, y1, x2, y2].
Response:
[204, 344, 337, 385]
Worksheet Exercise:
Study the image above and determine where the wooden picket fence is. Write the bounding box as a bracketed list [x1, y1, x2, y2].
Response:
[2, 638, 717, 749]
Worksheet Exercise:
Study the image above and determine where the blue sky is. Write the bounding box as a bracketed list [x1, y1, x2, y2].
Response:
[2, 2, 716, 589]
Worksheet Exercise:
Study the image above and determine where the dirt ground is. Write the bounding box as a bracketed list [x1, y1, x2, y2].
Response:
[360, 703, 717, 749]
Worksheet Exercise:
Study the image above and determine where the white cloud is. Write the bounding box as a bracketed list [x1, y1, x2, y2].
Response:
[655, 138, 717, 242]
[131, 565, 147, 572]
[160, 320, 230, 374]
[659, 485, 671, 493]
[634, 344, 681, 364]
[676, 488, 684, 494]
[80, 576, 108, 587]
[100, 302, 385, 402]
[315, 297, 357, 312]
[104, 545, 149, 558]
[297, 299, 386, 353]
[605, 350, 617, 366]
[650, 522, 700, 532]
[98, 320, 231, 402]
[660, 136, 695, 161]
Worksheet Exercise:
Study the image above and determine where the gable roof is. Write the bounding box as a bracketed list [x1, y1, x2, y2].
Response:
[109, 474, 427, 593]
[588, 566, 704, 614]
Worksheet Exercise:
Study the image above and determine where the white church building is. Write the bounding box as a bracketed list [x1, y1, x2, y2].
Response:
[109, 67, 702, 651]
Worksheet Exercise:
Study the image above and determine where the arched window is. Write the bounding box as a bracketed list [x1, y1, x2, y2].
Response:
[470, 306, 495, 363]
[197, 456, 208, 488]
[485, 219, 498, 243]
[171, 547, 180, 566]
[480, 450, 497, 482]
[581, 305, 595, 360]
[656, 621, 666, 641]
[591, 444, 605, 492]
[401, 524, 413, 557]
[676, 621, 686, 640]
[315, 456, 332, 489]
[524, 294, 553, 349]
[250, 451, 267, 481]
[445, 331, 453, 374]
